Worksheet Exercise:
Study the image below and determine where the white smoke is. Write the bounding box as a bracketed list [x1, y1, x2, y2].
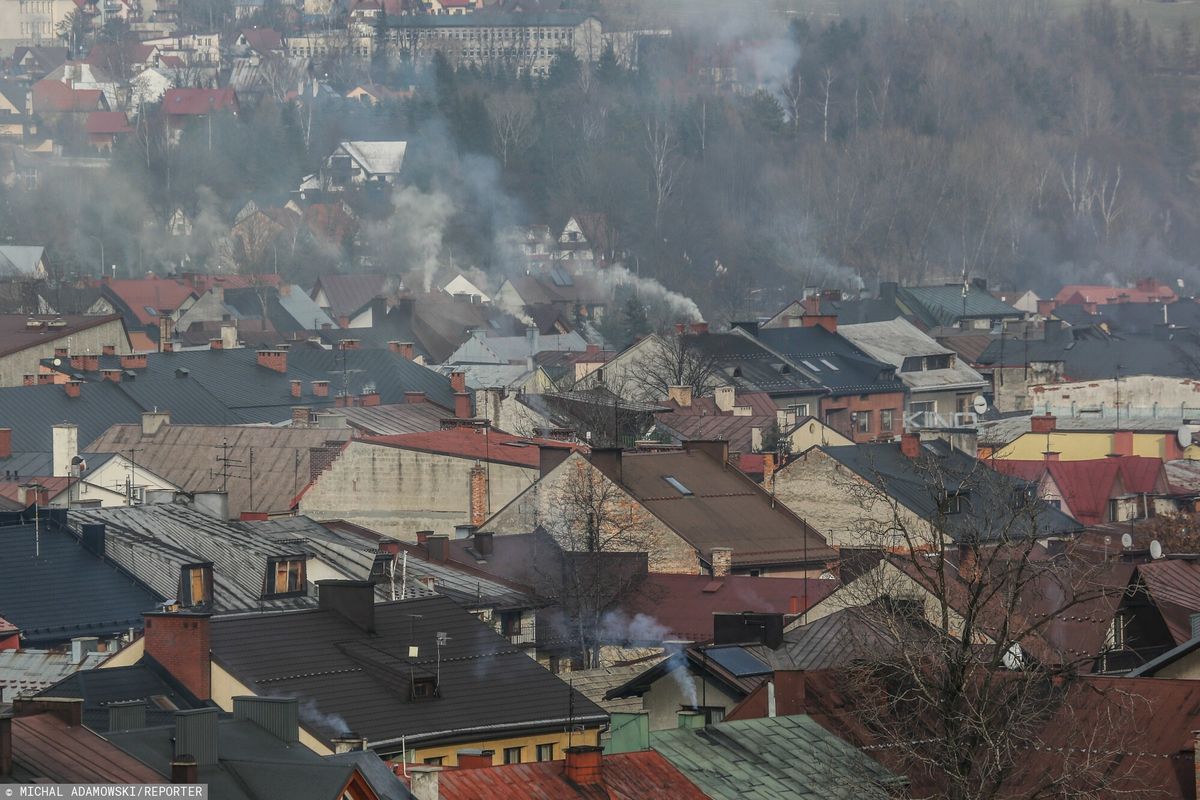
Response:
[598, 610, 700, 708]
[296, 697, 351, 736]
[597, 264, 704, 323]
[364, 185, 455, 292]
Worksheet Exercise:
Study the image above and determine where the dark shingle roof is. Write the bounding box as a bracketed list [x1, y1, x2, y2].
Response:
[753, 326, 905, 397]
[0, 510, 162, 645]
[208, 595, 607, 749]
[682, 333, 824, 397]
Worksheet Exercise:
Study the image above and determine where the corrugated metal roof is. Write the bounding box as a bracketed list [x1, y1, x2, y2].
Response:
[1135, 560, 1200, 645]
[0, 648, 108, 702]
[11, 712, 165, 784]
[899, 284, 1021, 327]
[335, 402, 451, 436]
[650, 714, 897, 799]
[839, 318, 987, 392]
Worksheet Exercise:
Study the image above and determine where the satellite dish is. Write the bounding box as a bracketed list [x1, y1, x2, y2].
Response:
[1121, 532, 1133, 549]
[1150, 540, 1163, 560]
[51, 357, 61, 367]
[1178, 426, 1193, 449]
[972, 395, 988, 416]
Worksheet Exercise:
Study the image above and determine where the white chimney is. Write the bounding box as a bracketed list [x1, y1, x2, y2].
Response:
[220, 321, 238, 350]
[408, 766, 440, 800]
[714, 385, 735, 413]
[52, 423, 78, 478]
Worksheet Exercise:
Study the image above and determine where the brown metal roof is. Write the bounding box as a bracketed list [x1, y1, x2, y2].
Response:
[335, 401, 452, 436]
[85, 423, 353, 516]
[0, 313, 127, 358]
[1136, 559, 1200, 645]
[597, 449, 837, 568]
[11, 712, 165, 784]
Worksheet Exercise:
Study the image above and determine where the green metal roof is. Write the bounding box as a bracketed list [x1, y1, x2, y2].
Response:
[898, 284, 1020, 328]
[650, 715, 899, 799]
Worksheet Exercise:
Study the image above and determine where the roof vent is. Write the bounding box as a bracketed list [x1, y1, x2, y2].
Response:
[47, 318, 67, 328]
[24, 318, 44, 329]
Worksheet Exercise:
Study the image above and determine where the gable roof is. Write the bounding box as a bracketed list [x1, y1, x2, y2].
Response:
[839, 318, 986, 392]
[208, 594, 607, 748]
[751, 326, 905, 397]
[0, 312, 126, 357]
[334, 401, 452, 436]
[361, 427, 575, 469]
[9, 711, 166, 784]
[677, 332, 823, 397]
[1133, 560, 1200, 646]
[0, 647, 108, 702]
[592, 447, 837, 568]
[0, 246, 44, 275]
[37, 661, 206, 731]
[162, 87, 238, 116]
[311, 272, 390, 318]
[101, 278, 197, 326]
[85, 110, 132, 134]
[336, 141, 407, 176]
[898, 284, 1022, 327]
[30, 79, 105, 113]
[990, 457, 1167, 525]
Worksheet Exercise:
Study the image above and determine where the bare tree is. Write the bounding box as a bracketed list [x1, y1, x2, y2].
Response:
[617, 332, 721, 403]
[486, 92, 535, 170]
[828, 451, 1145, 799]
[644, 113, 682, 235]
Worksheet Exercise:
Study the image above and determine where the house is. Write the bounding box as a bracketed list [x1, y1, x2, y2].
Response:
[0, 81, 28, 142]
[796, 282, 1023, 332]
[298, 423, 577, 538]
[0, 246, 47, 277]
[838, 317, 987, 429]
[161, 87, 239, 131]
[101, 586, 608, 765]
[446, 327, 588, 365]
[772, 435, 1080, 549]
[1054, 279, 1178, 307]
[99, 276, 199, 334]
[1103, 559, 1200, 673]
[978, 413, 1196, 463]
[324, 141, 407, 188]
[11, 46, 69, 80]
[481, 440, 837, 576]
[0, 313, 130, 386]
[557, 213, 617, 266]
[747, 322, 909, 443]
[84, 109, 131, 150]
[493, 269, 608, 326]
[399, 745, 707, 799]
[442, 273, 490, 303]
[989, 456, 1175, 526]
[232, 27, 285, 56]
[310, 272, 395, 326]
[86, 420, 356, 519]
[0, 507, 161, 648]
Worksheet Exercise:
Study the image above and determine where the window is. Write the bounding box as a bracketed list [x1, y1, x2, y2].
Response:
[1107, 498, 1120, 523]
[699, 706, 726, 724]
[265, 556, 306, 597]
[536, 743, 555, 762]
[926, 354, 952, 370]
[499, 610, 522, 637]
[178, 563, 212, 608]
[940, 490, 967, 515]
[800, 359, 820, 372]
[504, 747, 523, 765]
[819, 359, 839, 371]
[880, 409, 895, 432]
[787, 403, 810, 418]
[411, 676, 438, 700]
[851, 411, 871, 434]
[663, 475, 693, 496]
[423, 756, 444, 766]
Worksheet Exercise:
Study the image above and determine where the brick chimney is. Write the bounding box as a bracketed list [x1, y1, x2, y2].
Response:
[101, 368, 122, 382]
[0, 428, 10, 459]
[470, 462, 488, 526]
[564, 746, 603, 787]
[1031, 414, 1057, 434]
[53, 346, 68, 358]
[900, 432, 921, 458]
[210, 338, 223, 351]
[161, 340, 175, 353]
[455, 392, 473, 419]
[120, 353, 147, 369]
[21, 374, 33, 386]
[312, 380, 329, 398]
[674, 322, 686, 335]
[339, 339, 360, 351]
[64, 380, 82, 398]
[290, 380, 302, 398]
[404, 391, 426, 404]
[456, 750, 494, 769]
[449, 371, 466, 394]
[143, 612, 211, 701]
[1112, 430, 1133, 457]
[158, 314, 172, 351]
[539, 444, 571, 478]
[256, 350, 287, 373]
[689, 321, 709, 335]
[710, 547, 732, 577]
[1037, 299, 1057, 317]
[389, 341, 416, 360]
[801, 313, 838, 334]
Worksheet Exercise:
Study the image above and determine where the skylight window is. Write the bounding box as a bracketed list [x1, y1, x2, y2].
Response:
[663, 475, 693, 496]
[820, 359, 839, 371]
[801, 360, 820, 371]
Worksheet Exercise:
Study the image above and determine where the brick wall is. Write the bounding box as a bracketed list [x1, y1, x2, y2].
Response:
[143, 613, 211, 700]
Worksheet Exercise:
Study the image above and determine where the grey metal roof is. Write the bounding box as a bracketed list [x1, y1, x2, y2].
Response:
[38, 662, 206, 731]
[839, 318, 986, 393]
[0, 451, 53, 479]
[899, 284, 1022, 327]
[0, 648, 108, 703]
[650, 715, 898, 799]
[447, 330, 587, 365]
[753, 326, 906, 397]
[438, 363, 535, 390]
[0, 382, 147, 452]
[976, 413, 1195, 447]
[209, 595, 607, 749]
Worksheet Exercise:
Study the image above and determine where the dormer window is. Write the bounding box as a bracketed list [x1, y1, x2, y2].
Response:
[178, 562, 213, 608]
[410, 675, 438, 700]
[940, 490, 968, 515]
[264, 555, 306, 598]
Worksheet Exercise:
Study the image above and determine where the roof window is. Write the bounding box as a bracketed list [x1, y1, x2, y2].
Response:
[663, 475, 693, 496]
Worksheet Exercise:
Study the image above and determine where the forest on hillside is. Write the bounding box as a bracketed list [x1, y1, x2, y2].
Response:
[2, 0, 1199, 324]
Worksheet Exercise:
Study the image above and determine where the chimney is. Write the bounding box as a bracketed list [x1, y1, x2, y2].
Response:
[404, 391, 426, 404]
[710, 547, 732, 577]
[210, 338, 223, 351]
[470, 462, 488, 526]
[1037, 299, 1057, 317]
[0, 713, 11, 778]
[674, 322, 686, 335]
[450, 371, 466, 393]
[589, 447, 623, 484]
[525, 324, 539, 355]
[158, 314, 172, 351]
[312, 380, 330, 398]
[290, 380, 302, 398]
[416, 530, 432, 544]
[22, 374, 33, 386]
[220, 321, 237, 350]
[171, 759, 198, 785]
[173, 708, 219, 766]
[456, 749, 495, 769]
[677, 711, 705, 729]
[539, 444, 571, 478]
[142, 410, 170, 436]
[1112, 430, 1134, 457]
[361, 389, 381, 407]
[143, 612, 212, 700]
[337, 316, 350, 329]
[107, 700, 146, 732]
[690, 321, 709, 335]
[0, 428, 10, 459]
[391, 341, 416, 360]
[1031, 414, 1057, 434]
[101, 368, 122, 382]
[331, 733, 368, 753]
[801, 313, 838, 334]
[54, 346, 68, 359]
[408, 766, 440, 800]
[81, 523, 105, 558]
[789, 595, 801, 615]
[667, 385, 693, 408]
[607, 712, 650, 754]
[37, 374, 54, 385]
[232, 696, 299, 743]
[318, 580, 376, 632]
[455, 392, 473, 419]
[879, 282, 898, 305]
[51, 423, 77, 478]
[564, 746, 603, 787]
[70, 353, 99, 372]
[292, 406, 311, 428]
[900, 432, 921, 458]
[162, 341, 176, 353]
[682, 439, 729, 467]
[256, 349, 287, 373]
[426, 533, 449, 563]
[473, 530, 494, 557]
[70, 636, 99, 665]
[64, 380, 82, 398]
[102, 344, 116, 356]
[714, 385, 735, 413]
[120, 353, 147, 369]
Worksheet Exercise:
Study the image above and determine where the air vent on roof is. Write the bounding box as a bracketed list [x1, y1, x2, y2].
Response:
[47, 318, 66, 328]
[24, 318, 43, 329]
[820, 359, 839, 371]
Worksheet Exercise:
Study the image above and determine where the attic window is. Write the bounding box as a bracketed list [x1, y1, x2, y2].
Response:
[178, 562, 213, 608]
[264, 555, 306, 597]
[663, 475, 693, 496]
[940, 491, 968, 515]
[410, 675, 439, 700]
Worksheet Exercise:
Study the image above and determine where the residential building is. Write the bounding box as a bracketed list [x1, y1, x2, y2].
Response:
[445, 326, 587, 366]
[493, 269, 608, 327]
[0, 641, 108, 702]
[839, 317, 987, 428]
[978, 413, 1197, 462]
[481, 440, 837, 576]
[0, 1, 77, 54]
[989, 456, 1175, 525]
[161, 87, 239, 132]
[1030, 374, 1200, 422]
[0, 313, 130, 386]
[102, 585, 608, 765]
[1053, 279, 1178, 307]
[796, 281, 1023, 331]
[99, 276, 199, 334]
[323, 140, 407, 189]
[310, 272, 395, 327]
[1103, 559, 1200, 673]
[0, 246, 47, 277]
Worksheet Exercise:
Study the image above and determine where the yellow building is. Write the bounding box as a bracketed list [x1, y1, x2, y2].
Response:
[979, 414, 1199, 462]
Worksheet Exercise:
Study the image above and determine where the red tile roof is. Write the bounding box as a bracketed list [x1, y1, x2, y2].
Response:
[990, 457, 1167, 525]
[85, 110, 132, 134]
[1055, 282, 1178, 305]
[162, 87, 238, 116]
[0, 477, 70, 504]
[363, 427, 577, 468]
[623, 573, 840, 643]
[405, 751, 708, 799]
[31, 79, 104, 113]
[11, 713, 165, 784]
[100, 277, 197, 325]
[239, 27, 283, 53]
